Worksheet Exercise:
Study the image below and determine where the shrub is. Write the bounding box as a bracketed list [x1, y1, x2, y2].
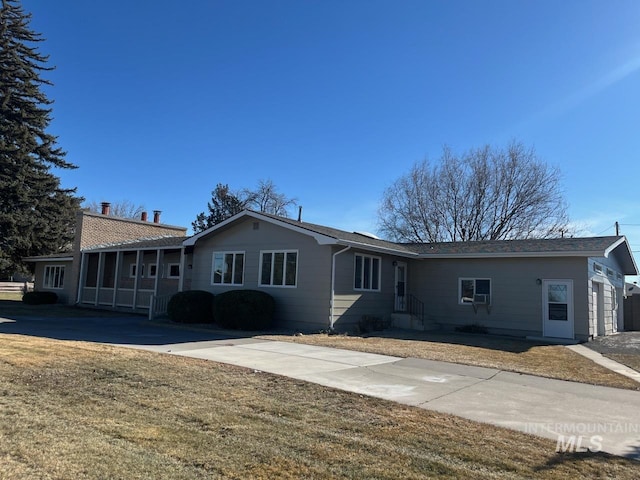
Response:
[167, 290, 214, 323]
[455, 323, 489, 334]
[358, 315, 386, 333]
[213, 290, 275, 330]
[22, 291, 58, 305]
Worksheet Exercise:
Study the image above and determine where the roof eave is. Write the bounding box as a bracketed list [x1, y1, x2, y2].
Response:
[338, 240, 419, 257]
[604, 236, 639, 276]
[22, 256, 74, 262]
[82, 245, 184, 254]
[418, 251, 605, 259]
[184, 210, 340, 247]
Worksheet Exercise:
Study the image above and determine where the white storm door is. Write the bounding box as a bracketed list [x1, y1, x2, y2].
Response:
[542, 280, 574, 339]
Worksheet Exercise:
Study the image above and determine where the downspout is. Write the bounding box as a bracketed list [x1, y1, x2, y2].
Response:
[330, 245, 351, 331]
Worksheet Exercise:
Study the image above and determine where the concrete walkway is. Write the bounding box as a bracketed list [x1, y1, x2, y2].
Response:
[134, 337, 640, 460]
[568, 344, 640, 383]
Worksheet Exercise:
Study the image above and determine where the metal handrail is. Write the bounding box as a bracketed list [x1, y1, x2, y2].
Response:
[407, 294, 425, 325]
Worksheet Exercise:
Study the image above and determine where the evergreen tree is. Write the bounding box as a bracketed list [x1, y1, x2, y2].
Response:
[192, 184, 248, 233]
[0, 0, 81, 277]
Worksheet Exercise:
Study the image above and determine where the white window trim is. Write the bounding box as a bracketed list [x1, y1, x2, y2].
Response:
[354, 253, 381, 292]
[211, 251, 245, 286]
[259, 249, 298, 288]
[167, 263, 180, 279]
[148, 263, 158, 278]
[129, 263, 145, 278]
[459, 278, 492, 305]
[43, 265, 65, 289]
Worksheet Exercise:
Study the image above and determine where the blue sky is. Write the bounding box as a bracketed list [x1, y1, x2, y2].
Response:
[26, 1, 640, 258]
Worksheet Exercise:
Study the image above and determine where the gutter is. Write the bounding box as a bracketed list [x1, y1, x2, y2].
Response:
[330, 245, 351, 331]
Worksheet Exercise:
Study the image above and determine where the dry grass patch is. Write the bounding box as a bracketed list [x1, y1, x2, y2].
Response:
[606, 354, 640, 375]
[259, 331, 640, 390]
[0, 334, 637, 479]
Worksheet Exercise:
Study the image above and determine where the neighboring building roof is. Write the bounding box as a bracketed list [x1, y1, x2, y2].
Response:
[80, 210, 187, 232]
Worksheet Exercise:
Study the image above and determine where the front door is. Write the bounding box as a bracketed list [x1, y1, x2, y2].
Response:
[394, 262, 407, 311]
[542, 280, 574, 339]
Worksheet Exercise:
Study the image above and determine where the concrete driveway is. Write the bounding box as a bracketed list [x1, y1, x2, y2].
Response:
[2, 314, 640, 460]
[587, 332, 640, 355]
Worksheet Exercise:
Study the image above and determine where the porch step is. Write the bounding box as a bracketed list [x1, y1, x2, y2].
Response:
[391, 313, 439, 332]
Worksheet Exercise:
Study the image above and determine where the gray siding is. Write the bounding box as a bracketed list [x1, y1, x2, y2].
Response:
[410, 257, 588, 338]
[332, 249, 401, 330]
[588, 256, 625, 337]
[33, 260, 74, 304]
[191, 217, 333, 331]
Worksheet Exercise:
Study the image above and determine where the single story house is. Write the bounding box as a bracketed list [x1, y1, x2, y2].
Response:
[25, 209, 638, 342]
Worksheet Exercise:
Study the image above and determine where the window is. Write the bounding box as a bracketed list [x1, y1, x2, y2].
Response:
[354, 254, 381, 291]
[43, 265, 65, 289]
[459, 278, 491, 304]
[260, 250, 297, 287]
[168, 263, 180, 278]
[148, 264, 157, 278]
[212, 252, 244, 285]
[129, 264, 144, 278]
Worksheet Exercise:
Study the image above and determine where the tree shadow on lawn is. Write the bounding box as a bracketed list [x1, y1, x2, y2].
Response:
[0, 300, 137, 318]
[535, 448, 640, 472]
[0, 300, 251, 346]
[358, 328, 558, 354]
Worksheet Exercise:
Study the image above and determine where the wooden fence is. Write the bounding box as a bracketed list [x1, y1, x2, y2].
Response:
[623, 295, 640, 331]
[0, 282, 34, 293]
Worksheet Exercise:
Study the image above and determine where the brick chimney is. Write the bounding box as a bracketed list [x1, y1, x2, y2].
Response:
[101, 202, 111, 215]
[141, 211, 148, 222]
[153, 210, 161, 223]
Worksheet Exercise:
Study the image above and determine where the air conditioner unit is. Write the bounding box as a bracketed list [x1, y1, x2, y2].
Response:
[473, 294, 488, 304]
[472, 294, 491, 313]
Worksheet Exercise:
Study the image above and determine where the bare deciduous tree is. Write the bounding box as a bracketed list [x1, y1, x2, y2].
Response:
[192, 179, 298, 233]
[245, 179, 298, 217]
[84, 200, 145, 219]
[378, 142, 571, 242]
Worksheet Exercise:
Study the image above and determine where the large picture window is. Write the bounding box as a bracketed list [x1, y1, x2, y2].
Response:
[459, 278, 491, 304]
[212, 252, 244, 285]
[260, 250, 297, 287]
[43, 265, 65, 289]
[354, 254, 381, 291]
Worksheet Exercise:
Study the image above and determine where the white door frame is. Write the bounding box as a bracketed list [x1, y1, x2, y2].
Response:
[394, 261, 407, 312]
[542, 279, 574, 339]
[593, 281, 605, 337]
